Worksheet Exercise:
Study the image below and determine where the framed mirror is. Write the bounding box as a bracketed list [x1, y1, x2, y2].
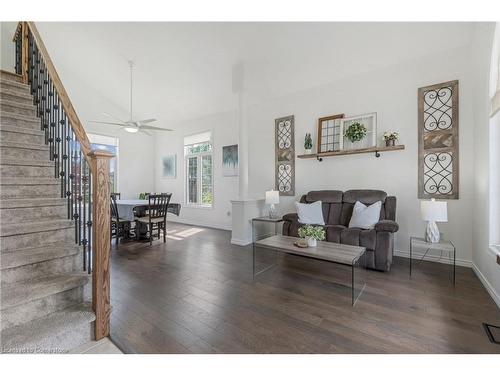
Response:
[317, 113, 344, 153]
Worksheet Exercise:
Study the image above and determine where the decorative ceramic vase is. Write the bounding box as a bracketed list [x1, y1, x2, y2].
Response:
[385, 139, 395, 147]
[304, 148, 312, 155]
[306, 237, 317, 247]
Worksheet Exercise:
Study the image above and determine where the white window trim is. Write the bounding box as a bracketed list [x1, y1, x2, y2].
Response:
[88, 132, 119, 193]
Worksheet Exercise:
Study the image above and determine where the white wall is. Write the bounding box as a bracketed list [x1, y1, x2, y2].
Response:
[471, 23, 500, 307]
[154, 110, 239, 230]
[246, 45, 477, 265]
[0, 22, 17, 72]
[85, 124, 155, 199]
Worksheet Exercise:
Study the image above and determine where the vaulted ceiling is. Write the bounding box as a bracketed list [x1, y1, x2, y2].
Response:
[18, 22, 477, 130]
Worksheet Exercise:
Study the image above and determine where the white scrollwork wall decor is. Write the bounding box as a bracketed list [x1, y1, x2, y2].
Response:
[418, 80, 459, 199]
[275, 115, 295, 196]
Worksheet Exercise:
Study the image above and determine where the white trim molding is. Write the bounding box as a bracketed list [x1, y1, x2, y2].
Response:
[472, 263, 500, 308]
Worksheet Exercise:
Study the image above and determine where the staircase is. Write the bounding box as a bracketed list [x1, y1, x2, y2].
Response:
[0, 70, 96, 353]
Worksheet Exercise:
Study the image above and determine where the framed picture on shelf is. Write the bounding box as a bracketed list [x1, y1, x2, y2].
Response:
[340, 112, 377, 150]
[317, 113, 345, 154]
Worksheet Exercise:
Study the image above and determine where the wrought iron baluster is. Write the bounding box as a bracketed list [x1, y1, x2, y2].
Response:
[87, 166, 92, 273]
[77, 146, 83, 246]
[82, 161, 88, 272]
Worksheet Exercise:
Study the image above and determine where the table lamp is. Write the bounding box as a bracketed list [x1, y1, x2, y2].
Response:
[265, 189, 280, 219]
[420, 198, 448, 243]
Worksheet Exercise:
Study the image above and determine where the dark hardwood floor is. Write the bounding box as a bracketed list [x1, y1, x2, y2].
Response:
[109, 223, 500, 354]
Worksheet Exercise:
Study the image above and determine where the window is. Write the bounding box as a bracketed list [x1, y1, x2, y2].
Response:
[184, 131, 213, 207]
[88, 133, 119, 193]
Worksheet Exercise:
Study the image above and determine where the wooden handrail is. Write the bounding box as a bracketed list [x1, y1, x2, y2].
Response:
[18, 21, 92, 159]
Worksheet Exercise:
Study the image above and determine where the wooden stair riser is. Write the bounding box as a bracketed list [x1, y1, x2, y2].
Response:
[0, 102, 37, 117]
[0, 145, 49, 160]
[0, 115, 41, 130]
[0, 128, 44, 144]
[0, 163, 54, 178]
[0, 204, 67, 225]
[1, 252, 82, 284]
[0, 287, 84, 331]
[0, 227, 74, 252]
[0, 183, 60, 199]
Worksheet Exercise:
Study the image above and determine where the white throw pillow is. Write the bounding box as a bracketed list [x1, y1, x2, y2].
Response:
[295, 201, 325, 225]
[348, 201, 382, 229]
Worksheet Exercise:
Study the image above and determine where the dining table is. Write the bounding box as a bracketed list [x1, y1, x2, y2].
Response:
[115, 199, 181, 239]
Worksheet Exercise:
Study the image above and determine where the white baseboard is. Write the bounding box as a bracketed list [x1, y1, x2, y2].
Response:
[231, 238, 252, 246]
[394, 249, 472, 268]
[472, 263, 500, 308]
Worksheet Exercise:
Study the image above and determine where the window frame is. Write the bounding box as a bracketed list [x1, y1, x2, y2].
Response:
[87, 133, 119, 193]
[184, 134, 214, 209]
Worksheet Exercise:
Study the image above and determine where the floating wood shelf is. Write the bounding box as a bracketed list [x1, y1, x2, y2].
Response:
[297, 145, 405, 161]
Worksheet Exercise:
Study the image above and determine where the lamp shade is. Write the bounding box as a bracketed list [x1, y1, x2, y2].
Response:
[420, 198, 448, 222]
[265, 190, 280, 205]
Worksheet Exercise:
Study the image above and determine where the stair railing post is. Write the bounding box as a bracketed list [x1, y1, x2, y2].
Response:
[21, 21, 29, 84]
[89, 150, 114, 340]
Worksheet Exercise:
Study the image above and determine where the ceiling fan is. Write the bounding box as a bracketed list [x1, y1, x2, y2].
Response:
[90, 61, 173, 135]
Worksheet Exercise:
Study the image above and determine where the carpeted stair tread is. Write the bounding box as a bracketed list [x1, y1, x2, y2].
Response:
[0, 158, 54, 167]
[1, 242, 80, 269]
[0, 219, 73, 237]
[0, 177, 59, 185]
[0, 140, 49, 151]
[0, 111, 40, 124]
[0, 78, 30, 91]
[0, 124, 43, 135]
[0, 303, 95, 353]
[1, 273, 89, 310]
[0, 98, 37, 110]
[0, 197, 65, 209]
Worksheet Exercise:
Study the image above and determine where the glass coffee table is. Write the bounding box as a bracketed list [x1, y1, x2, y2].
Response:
[253, 235, 367, 306]
[410, 236, 456, 284]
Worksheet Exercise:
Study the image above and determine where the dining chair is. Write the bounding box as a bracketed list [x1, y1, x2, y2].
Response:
[136, 193, 172, 246]
[110, 193, 131, 248]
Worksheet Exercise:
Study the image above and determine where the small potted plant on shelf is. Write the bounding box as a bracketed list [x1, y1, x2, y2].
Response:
[344, 122, 367, 149]
[304, 133, 313, 154]
[383, 131, 399, 147]
[298, 225, 326, 247]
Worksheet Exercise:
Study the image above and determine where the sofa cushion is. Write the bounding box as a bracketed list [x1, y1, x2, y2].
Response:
[348, 201, 382, 229]
[295, 201, 325, 225]
[341, 227, 361, 246]
[360, 229, 376, 250]
[326, 225, 346, 243]
[305, 190, 342, 224]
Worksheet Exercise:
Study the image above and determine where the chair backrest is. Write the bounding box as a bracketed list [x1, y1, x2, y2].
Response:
[111, 192, 121, 200]
[148, 193, 172, 219]
[110, 193, 120, 221]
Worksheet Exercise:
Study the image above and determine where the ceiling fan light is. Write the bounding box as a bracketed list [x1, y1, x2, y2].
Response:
[124, 127, 139, 133]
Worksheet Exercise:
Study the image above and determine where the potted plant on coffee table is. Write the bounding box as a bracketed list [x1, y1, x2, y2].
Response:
[298, 225, 326, 247]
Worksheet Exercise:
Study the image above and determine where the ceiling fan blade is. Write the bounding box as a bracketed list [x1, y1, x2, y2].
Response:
[103, 112, 127, 124]
[89, 121, 126, 127]
[137, 118, 157, 124]
[140, 129, 152, 136]
[140, 125, 173, 131]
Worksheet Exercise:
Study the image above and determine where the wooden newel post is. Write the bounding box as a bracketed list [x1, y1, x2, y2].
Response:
[89, 150, 114, 340]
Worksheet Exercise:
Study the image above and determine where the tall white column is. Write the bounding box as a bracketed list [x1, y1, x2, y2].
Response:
[230, 62, 263, 245]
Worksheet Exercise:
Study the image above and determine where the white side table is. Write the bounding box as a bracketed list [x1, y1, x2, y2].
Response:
[410, 236, 456, 284]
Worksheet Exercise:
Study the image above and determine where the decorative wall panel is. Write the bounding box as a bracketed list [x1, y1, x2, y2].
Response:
[275, 115, 295, 196]
[418, 80, 459, 199]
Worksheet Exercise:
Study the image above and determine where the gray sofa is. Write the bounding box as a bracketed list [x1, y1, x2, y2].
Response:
[282, 190, 398, 271]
